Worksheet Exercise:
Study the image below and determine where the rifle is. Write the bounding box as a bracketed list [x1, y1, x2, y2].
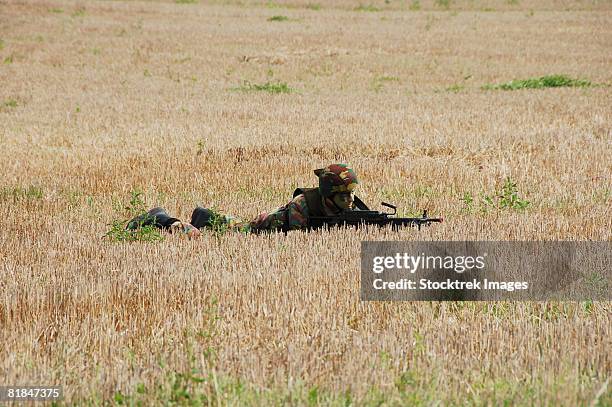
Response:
[307, 202, 443, 231]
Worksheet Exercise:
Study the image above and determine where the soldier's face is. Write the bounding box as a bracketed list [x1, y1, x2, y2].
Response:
[332, 192, 353, 210]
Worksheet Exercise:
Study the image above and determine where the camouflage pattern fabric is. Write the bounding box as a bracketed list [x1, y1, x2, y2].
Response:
[129, 164, 357, 235]
[227, 192, 341, 233]
[315, 163, 359, 197]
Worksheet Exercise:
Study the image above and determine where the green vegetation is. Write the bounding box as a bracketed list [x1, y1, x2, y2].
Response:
[0, 39, 4, 50]
[435, 0, 451, 9]
[4, 98, 18, 108]
[207, 208, 232, 236]
[105, 191, 164, 243]
[77, 350, 606, 406]
[4, 54, 13, 64]
[50, 8, 63, 13]
[0, 185, 43, 202]
[355, 4, 381, 12]
[267, 15, 289, 21]
[71, 8, 86, 17]
[372, 76, 400, 92]
[176, 0, 199, 3]
[484, 74, 592, 90]
[305, 3, 321, 10]
[232, 81, 295, 94]
[445, 84, 464, 93]
[409, 0, 421, 11]
[462, 178, 530, 213]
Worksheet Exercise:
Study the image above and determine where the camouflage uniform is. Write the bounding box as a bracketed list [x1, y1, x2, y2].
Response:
[226, 163, 359, 233]
[127, 164, 359, 235]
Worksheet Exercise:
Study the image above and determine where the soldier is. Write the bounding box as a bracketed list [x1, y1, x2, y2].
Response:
[127, 163, 360, 237]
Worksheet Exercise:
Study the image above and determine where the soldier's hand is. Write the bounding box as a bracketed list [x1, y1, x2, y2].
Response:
[170, 221, 201, 239]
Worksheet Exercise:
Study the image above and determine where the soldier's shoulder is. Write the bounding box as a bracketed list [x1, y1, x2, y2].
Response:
[289, 193, 309, 212]
[291, 193, 307, 205]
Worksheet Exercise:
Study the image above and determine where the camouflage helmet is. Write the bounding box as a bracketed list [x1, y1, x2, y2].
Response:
[314, 164, 359, 197]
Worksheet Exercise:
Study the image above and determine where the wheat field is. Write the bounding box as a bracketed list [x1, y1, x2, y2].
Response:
[1, 0, 611, 405]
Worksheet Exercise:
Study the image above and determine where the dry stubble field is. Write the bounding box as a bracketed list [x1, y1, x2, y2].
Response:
[1, 0, 611, 405]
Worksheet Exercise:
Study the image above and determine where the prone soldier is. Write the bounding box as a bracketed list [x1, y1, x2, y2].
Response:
[127, 163, 360, 238]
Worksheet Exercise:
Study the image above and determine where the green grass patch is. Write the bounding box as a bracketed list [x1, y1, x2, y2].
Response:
[176, 0, 199, 3]
[462, 177, 530, 214]
[435, 0, 451, 9]
[4, 98, 18, 108]
[484, 74, 592, 90]
[49, 7, 63, 13]
[71, 8, 86, 17]
[267, 15, 289, 21]
[355, 4, 381, 12]
[445, 84, 464, 93]
[305, 3, 321, 10]
[232, 81, 295, 94]
[0, 185, 43, 202]
[372, 76, 400, 92]
[409, 0, 421, 10]
[105, 191, 164, 243]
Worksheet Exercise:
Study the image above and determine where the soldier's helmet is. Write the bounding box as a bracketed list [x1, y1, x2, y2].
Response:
[314, 164, 359, 197]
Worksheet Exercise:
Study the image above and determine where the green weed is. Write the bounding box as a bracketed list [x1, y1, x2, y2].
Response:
[435, 0, 451, 9]
[71, 8, 86, 17]
[176, 0, 199, 3]
[4, 98, 17, 108]
[4, 54, 14, 64]
[0, 39, 4, 50]
[105, 190, 164, 243]
[484, 75, 592, 90]
[196, 140, 205, 156]
[268, 15, 289, 21]
[462, 178, 529, 213]
[305, 3, 321, 10]
[446, 84, 464, 93]
[582, 300, 594, 314]
[496, 177, 530, 210]
[0, 185, 44, 202]
[232, 81, 295, 94]
[372, 76, 400, 92]
[50, 8, 63, 13]
[461, 191, 474, 212]
[355, 4, 381, 12]
[207, 208, 232, 236]
[409, 0, 421, 10]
